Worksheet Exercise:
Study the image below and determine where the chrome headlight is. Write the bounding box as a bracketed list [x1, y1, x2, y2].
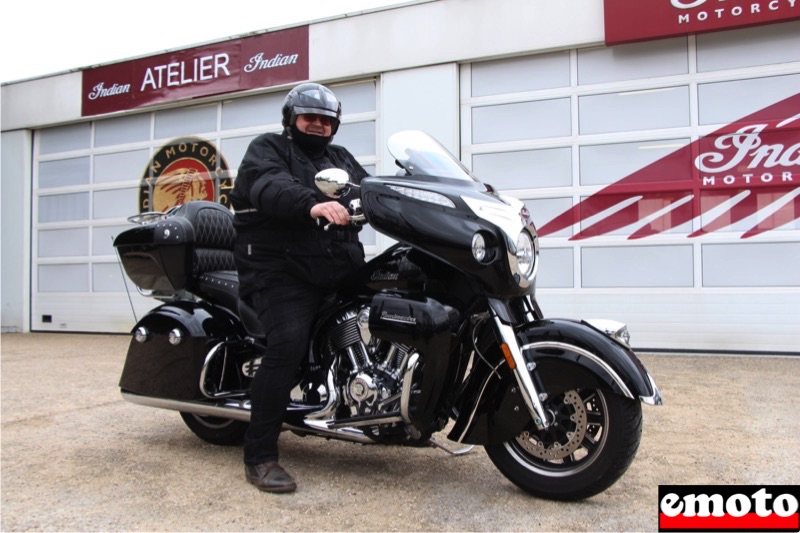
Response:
[471, 233, 487, 262]
[515, 231, 535, 279]
[509, 229, 538, 287]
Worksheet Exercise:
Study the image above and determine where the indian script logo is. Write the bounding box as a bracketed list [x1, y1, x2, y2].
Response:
[139, 137, 232, 213]
[538, 92, 800, 240]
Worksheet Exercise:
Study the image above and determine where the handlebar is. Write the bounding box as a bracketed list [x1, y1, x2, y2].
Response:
[318, 198, 366, 231]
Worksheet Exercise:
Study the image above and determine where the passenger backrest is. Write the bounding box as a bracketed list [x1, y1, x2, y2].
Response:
[177, 201, 236, 277]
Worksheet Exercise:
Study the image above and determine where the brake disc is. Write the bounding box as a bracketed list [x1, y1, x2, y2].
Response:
[514, 390, 588, 460]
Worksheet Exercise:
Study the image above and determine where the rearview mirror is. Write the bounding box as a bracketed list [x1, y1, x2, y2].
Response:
[315, 168, 352, 198]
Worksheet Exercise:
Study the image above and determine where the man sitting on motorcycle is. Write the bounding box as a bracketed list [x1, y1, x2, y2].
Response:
[230, 83, 369, 493]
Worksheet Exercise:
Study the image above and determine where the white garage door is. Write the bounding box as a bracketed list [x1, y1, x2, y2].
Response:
[460, 22, 800, 353]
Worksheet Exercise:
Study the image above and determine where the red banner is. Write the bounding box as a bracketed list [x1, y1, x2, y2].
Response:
[82, 26, 308, 116]
[538, 93, 800, 240]
[604, 0, 800, 45]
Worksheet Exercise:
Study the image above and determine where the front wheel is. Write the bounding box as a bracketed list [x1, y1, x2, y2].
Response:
[179, 412, 248, 445]
[485, 388, 642, 501]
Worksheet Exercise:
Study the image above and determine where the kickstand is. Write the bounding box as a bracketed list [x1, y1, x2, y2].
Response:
[428, 438, 474, 456]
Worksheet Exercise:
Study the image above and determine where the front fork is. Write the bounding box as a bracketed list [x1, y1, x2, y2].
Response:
[491, 314, 552, 431]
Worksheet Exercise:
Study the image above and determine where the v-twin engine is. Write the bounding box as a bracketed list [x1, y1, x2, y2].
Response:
[319, 305, 419, 436]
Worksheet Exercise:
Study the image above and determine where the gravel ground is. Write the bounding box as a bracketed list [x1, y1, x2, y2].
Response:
[1, 332, 798, 532]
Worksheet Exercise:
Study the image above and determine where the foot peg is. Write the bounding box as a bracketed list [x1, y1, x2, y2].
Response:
[428, 437, 474, 456]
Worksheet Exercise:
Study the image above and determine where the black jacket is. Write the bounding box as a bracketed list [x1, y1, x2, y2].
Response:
[231, 131, 369, 294]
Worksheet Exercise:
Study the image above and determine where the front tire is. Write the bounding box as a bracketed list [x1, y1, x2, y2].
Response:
[179, 412, 248, 445]
[485, 388, 642, 501]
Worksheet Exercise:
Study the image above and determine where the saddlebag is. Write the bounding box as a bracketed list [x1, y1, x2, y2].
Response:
[119, 300, 242, 401]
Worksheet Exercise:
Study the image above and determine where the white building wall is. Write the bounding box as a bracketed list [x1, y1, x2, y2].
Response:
[1, 73, 83, 131]
[1, 130, 32, 332]
[310, 0, 604, 81]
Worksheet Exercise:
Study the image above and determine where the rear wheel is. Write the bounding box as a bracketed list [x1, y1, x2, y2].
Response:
[485, 388, 642, 500]
[179, 412, 248, 445]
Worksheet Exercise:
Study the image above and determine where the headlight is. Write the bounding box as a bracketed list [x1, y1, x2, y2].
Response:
[387, 185, 455, 207]
[515, 231, 536, 279]
[472, 233, 487, 262]
[585, 319, 632, 348]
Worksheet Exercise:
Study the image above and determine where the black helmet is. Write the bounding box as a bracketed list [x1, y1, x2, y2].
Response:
[281, 83, 341, 134]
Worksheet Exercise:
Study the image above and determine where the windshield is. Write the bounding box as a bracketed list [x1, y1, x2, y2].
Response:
[388, 130, 482, 183]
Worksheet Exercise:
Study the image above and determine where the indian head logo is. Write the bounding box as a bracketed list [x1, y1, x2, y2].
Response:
[538, 92, 800, 240]
[139, 136, 232, 213]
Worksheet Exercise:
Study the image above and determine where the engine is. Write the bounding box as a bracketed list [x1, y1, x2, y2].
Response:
[322, 305, 415, 421]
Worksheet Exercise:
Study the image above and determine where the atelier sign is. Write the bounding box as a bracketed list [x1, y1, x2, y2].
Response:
[82, 25, 308, 117]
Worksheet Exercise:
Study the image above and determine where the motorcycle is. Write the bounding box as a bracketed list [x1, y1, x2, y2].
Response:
[113, 130, 662, 500]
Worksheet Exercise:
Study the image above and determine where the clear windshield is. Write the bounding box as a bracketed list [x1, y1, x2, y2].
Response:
[387, 130, 482, 183]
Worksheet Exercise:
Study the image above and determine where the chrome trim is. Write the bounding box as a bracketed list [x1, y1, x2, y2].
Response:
[453, 357, 503, 443]
[400, 352, 420, 423]
[327, 413, 403, 428]
[121, 391, 251, 422]
[493, 318, 551, 429]
[584, 318, 631, 348]
[641, 372, 664, 406]
[520, 341, 636, 400]
[429, 438, 474, 456]
[199, 341, 247, 399]
[168, 328, 184, 345]
[299, 420, 374, 444]
[121, 391, 377, 444]
[306, 366, 340, 421]
[134, 326, 150, 343]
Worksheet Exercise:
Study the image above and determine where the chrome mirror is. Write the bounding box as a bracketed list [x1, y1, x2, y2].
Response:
[315, 168, 352, 198]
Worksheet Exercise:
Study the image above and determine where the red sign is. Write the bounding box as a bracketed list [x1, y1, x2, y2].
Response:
[604, 0, 800, 45]
[82, 26, 308, 116]
[538, 92, 800, 240]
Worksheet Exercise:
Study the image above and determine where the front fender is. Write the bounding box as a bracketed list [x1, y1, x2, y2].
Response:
[519, 319, 662, 405]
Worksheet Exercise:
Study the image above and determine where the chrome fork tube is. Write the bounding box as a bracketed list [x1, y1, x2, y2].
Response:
[492, 317, 551, 430]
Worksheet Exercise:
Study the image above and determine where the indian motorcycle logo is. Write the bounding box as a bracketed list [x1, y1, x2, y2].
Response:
[538, 92, 800, 240]
[139, 137, 232, 213]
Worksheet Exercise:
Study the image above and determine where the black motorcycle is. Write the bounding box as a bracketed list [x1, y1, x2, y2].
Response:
[114, 130, 662, 500]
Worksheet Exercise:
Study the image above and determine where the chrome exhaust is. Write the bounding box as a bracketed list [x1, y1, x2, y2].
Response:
[121, 391, 251, 422]
[121, 391, 375, 444]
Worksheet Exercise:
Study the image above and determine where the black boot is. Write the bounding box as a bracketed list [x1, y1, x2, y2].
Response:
[245, 462, 297, 493]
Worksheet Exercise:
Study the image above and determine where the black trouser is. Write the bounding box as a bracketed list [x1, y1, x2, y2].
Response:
[243, 273, 325, 465]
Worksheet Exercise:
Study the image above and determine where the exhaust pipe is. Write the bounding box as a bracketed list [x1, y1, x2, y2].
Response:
[121, 391, 252, 422]
[121, 391, 375, 444]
